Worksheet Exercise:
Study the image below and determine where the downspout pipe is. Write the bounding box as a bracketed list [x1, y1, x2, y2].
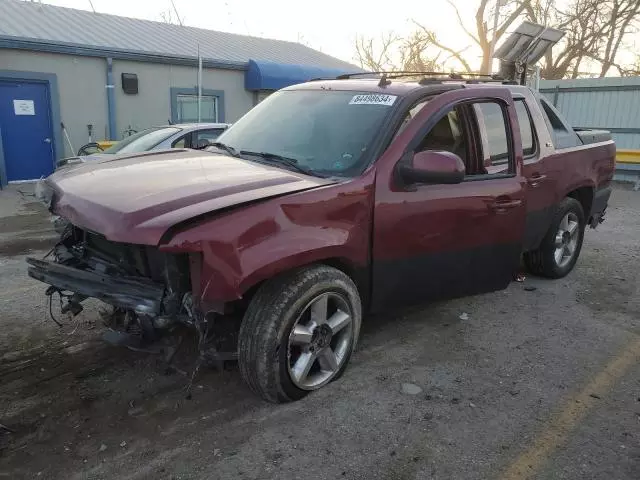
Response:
[106, 57, 116, 140]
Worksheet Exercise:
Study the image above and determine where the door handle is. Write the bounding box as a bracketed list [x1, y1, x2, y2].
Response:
[489, 198, 523, 213]
[528, 173, 547, 187]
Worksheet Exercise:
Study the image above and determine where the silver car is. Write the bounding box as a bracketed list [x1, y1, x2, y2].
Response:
[57, 123, 230, 168]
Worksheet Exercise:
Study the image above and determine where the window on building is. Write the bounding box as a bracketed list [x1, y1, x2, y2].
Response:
[175, 94, 218, 123]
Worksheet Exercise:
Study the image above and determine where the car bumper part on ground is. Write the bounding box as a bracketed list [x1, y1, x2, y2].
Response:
[26, 257, 165, 315]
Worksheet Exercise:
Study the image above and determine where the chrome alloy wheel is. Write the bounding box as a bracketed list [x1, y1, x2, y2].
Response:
[287, 292, 354, 390]
[554, 212, 580, 268]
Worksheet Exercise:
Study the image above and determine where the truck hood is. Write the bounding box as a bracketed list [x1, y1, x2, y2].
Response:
[48, 149, 333, 245]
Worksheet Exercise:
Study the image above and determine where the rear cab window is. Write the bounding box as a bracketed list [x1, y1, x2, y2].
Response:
[538, 97, 581, 149]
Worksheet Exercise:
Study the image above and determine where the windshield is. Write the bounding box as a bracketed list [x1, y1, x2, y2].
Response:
[102, 127, 181, 154]
[215, 90, 397, 176]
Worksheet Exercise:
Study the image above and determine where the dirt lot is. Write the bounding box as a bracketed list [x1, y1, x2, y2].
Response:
[0, 185, 638, 480]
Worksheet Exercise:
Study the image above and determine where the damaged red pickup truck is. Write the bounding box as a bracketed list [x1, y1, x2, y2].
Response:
[29, 76, 615, 402]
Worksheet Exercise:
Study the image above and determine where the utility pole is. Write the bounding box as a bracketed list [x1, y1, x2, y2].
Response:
[488, 0, 505, 74]
[197, 44, 202, 124]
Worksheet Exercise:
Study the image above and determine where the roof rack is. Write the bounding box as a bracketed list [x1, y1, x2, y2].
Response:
[335, 71, 501, 80]
[328, 71, 513, 87]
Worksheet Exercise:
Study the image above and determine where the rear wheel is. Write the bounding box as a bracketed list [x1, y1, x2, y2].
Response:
[238, 265, 361, 403]
[524, 197, 585, 278]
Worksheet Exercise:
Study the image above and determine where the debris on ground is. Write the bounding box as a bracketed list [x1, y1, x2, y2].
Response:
[99, 444, 107, 452]
[459, 312, 469, 321]
[0, 423, 15, 433]
[401, 383, 423, 395]
[524, 286, 538, 292]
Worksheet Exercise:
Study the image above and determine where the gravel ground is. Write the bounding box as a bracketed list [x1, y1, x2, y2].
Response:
[0, 185, 638, 480]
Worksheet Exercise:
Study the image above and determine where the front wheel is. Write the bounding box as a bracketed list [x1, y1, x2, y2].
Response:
[524, 197, 586, 278]
[238, 265, 362, 403]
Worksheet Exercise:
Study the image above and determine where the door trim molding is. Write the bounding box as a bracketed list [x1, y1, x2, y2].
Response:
[0, 70, 62, 186]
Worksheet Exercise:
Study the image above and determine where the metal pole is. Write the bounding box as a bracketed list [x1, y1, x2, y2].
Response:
[197, 45, 202, 124]
[534, 65, 541, 91]
[106, 57, 117, 140]
[488, 0, 503, 74]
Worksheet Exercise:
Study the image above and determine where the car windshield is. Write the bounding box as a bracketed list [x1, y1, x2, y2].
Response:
[215, 90, 398, 176]
[102, 127, 181, 154]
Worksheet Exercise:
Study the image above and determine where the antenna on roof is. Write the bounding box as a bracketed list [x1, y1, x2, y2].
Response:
[170, 0, 184, 26]
[87, 0, 96, 13]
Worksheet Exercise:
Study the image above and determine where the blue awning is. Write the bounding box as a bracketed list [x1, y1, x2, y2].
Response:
[245, 59, 357, 91]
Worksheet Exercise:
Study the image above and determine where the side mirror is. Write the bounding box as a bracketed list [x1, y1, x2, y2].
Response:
[399, 150, 465, 185]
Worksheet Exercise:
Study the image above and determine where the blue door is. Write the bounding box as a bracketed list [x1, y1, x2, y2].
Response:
[0, 81, 55, 181]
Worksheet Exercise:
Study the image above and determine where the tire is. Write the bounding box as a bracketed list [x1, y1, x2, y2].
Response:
[524, 197, 586, 279]
[238, 265, 362, 403]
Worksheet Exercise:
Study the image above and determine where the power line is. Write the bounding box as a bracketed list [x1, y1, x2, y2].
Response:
[88, 0, 96, 13]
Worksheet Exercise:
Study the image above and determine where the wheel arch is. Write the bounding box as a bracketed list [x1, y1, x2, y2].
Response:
[565, 185, 594, 219]
[235, 256, 369, 312]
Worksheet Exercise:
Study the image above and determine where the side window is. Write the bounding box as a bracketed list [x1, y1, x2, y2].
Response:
[473, 102, 512, 174]
[172, 134, 189, 148]
[515, 100, 536, 157]
[394, 99, 430, 139]
[194, 129, 225, 148]
[416, 109, 466, 160]
[411, 101, 513, 179]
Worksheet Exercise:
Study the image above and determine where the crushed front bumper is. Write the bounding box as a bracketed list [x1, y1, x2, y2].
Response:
[27, 257, 165, 315]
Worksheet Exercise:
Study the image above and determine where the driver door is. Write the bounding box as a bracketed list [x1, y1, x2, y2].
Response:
[371, 88, 527, 311]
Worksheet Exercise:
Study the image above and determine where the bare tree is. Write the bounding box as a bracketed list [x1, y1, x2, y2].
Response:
[525, 0, 640, 78]
[354, 0, 640, 78]
[446, 0, 529, 73]
[411, 23, 473, 72]
[354, 30, 466, 72]
[399, 32, 444, 72]
[354, 33, 401, 71]
[595, 0, 640, 76]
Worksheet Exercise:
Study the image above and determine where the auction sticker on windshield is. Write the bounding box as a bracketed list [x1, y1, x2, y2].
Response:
[349, 94, 397, 106]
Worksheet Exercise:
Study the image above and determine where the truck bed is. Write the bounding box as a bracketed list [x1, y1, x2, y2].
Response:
[574, 128, 613, 145]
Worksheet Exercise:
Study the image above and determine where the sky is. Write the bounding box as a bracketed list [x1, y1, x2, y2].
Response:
[30, 0, 640, 73]
[37, 0, 476, 68]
